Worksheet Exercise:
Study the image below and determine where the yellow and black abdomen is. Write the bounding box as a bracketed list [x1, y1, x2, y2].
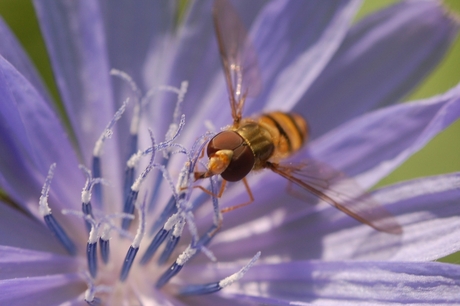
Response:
[257, 112, 308, 161]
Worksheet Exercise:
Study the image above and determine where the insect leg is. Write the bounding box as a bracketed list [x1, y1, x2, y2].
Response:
[220, 177, 254, 213]
[193, 179, 227, 198]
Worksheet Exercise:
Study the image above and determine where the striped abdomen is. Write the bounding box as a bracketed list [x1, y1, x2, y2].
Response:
[236, 111, 308, 170]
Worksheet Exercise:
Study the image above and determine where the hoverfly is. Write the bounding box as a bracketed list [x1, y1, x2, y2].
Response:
[195, 0, 402, 234]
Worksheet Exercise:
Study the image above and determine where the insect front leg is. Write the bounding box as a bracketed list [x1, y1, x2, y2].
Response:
[220, 177, 254, 213]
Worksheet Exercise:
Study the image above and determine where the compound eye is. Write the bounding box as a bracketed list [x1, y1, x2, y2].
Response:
[207, 131, 244, 156]
[207, 131, 255, 182]
[222, 144, 254, 182]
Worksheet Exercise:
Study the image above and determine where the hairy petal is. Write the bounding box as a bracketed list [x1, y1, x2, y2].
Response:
[295, 0, 460, 138]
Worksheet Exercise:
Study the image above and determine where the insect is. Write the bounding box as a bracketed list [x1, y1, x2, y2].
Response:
[195, 0, 402, 235]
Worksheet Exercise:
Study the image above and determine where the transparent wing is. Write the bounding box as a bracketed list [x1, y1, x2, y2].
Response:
[213, 0, 262, 125]
[267, 160, 402, 234]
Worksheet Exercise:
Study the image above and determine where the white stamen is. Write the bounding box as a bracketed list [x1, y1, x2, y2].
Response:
[132, 198, 146, 248]
[88, 226, 98, 244]
[218, 251, 261, 288]
[176, 246, 197, 266]
[100, 223, 111, 241]
[172, 219, 185, 238]
[39, 163, 56, 216]
[93, 98, 129, 157]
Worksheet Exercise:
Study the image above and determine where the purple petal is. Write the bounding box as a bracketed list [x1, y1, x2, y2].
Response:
[182, 261, 460, 305]
[0, 18, 52, 105]
[204, 172, 460, 262]
[294, 0, 459, 138]
[0, 245, 78, 279]
[32, 0, 116, 165]
[100, 0, 176, 89]
[0, 202, 70, 254]
[309, 82, 460, 188]
[165, 1, 360, 149]
[0, 55, 84, 223]
[0, 274, 84, 305]
[100, 0, 177, 161]
[254, 0, 361, 114]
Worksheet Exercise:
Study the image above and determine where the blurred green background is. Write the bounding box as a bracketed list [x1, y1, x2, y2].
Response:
[0, 0, 459, 257]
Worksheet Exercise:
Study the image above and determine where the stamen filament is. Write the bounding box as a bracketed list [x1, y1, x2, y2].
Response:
[156, 246, 197, 288]
[122, 130, 156, 230]
[158, 219, 185, 265]
[92, 99, 129, 207]
[120, 196, 147, 282]
[180, 251, 261, 295]
[39, 164, 77, 256]
[87, 226, 99, 278]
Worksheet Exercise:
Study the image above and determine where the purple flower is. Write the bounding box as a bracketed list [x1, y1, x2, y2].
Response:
[1, 0, 460, 305]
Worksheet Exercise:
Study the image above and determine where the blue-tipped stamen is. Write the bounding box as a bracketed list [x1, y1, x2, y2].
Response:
[43, 214, 77, 256]
[82, 202, 94, 233]
[122, 130, 156, 230]
[87, 241, 98, 278]
[121, 189, 138, 230]
[150, 195, 177, 234]
[156, 246, 197, 288]
[39, 164, 77, 256]
[92, 99, 129, 208]
[91, 156, 103, 208]
[99, 237, 110, 264]
[79, 165, 105, 232]
[180, 251, 261, 295]
[99, 223, 111, 264]
[120, 196, 147, 282]
[87, 224, 99, 278]
[122, 165, 135, 212]
[120, 246, 138, 282]
[140, 226, 170, 265]
[158, 220, 185, 265]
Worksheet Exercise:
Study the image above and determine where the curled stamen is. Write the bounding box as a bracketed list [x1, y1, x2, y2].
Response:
[122, 129, 156, 230]
[79, 165, 106, 232]
[110, 69, 142, 99]
[120, 195, 147, 282]
[39, 164, 76, 255]
[163, 81, 188, 146]
[92, 98, 129, 207]
[158, 219, 185, 265]
[180, 252, 261, 295]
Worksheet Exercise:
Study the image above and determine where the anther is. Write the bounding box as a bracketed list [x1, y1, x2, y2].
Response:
[120, 195, 147, 282]
[122, 130, 156, 230]
[156, 246, 197, 288]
